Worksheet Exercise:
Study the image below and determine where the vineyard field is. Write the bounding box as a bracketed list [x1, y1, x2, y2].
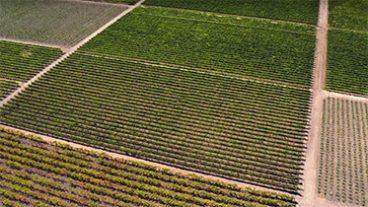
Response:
[0, 127, 297, 207]
[326, 30, 368, 96]
[329, 0, 368, 32]
[0, 40, 62, 84]
[0, 80, 17, 100]
[0, 52, 311, 193]
[318, 97, 368, 206]
[81, 7, 316, 88]
[0, 0, 127, 46]
[144, 0, 319, 24]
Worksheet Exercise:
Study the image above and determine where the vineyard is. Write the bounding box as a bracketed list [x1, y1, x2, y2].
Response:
[144, 0, 320, 24]
[0, 51, 311, 193]
[0, 80, 17, 100]
[318, 97, 368, 206]
[326, 30, 368, 96]
[81, 7, 316, 88]
[0, 127, 297, 207]
[0, 0, 127, 46]
[0, 41, 62, 82]
[329, 0, 368, 32]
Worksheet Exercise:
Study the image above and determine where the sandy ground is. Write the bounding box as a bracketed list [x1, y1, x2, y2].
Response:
[299, 0, 329, 206]
[324, 90, 368, 103]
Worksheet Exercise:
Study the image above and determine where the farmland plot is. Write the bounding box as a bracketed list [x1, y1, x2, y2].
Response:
[0, 53, 311, 193]
[0, 80, 17, 100]
[144, 0, 320, 24]
[0, 41, 62, 82]
[0, 0, 127, 47]
[318, 97, 368, 206]
[326, 30, 368, 96]
[329, 0, 368, 32]
[81, 7, 316, 88]
[0, 127, 297, 207]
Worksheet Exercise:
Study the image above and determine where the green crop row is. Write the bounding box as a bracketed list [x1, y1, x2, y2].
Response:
[0, 40, 62, 82]
[0, 53, 310, 193]
[326, 30, 368, 96]
[0, 80, 18, 100]
[329, 0, 368, 32]
[81, 6, 316, 88]
[0, 126, 296, 207]
[143, 0, 319, 24]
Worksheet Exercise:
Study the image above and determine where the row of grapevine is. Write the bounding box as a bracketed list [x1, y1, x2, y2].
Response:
[0, 126, 297, 207]
[0, 52, 310, 193]
[329, 0, 368, 32]
[143, 0, 320, 24]
[0, 40, 62, 82]
[0, 80, 18, 100]
[318, 97, 368, 206]
[81, 6, 316, 88]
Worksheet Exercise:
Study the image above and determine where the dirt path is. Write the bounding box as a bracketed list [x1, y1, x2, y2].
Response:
[0, 0, 145, 108]
[0, 37, 68, 52]
[0, 124, 289, 196]
[323, 90, 368, 103]
[299, 0, 329, 206]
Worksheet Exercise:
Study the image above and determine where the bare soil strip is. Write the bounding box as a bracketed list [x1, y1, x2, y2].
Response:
[0, 37, 67, 51]
[0, 0, 145, 108]
[300, 0, 329, 206]
[0, 123, 289, 196]
[324, 90, 368, 103]
[66, 0, 132, 7]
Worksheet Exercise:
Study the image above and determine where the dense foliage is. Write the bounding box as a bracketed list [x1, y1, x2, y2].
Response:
[0, 52, 310, 193]
[329, 0, 368, 32]
[326, 30, 368, 96]
[0, 80, 17, 100]
[144, 0, 319, 24]
[82, 7, 316, 88]
[318, 98, 367, 206]
[0, 127, 297, 207]
[0, 41, 62, 82]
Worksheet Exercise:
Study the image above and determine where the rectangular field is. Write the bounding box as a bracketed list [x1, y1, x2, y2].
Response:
[318, 97, 368, 206]
[0, 0, 127, 47]
[326, 30, 368, 96]
[0, 126, 297, 207]
[81, 6, 316, 88]
[0, 40, 62, 82]
[0, 52, 311, 193]
[144, 0, 320, 24]
[329, 0, 368, 32]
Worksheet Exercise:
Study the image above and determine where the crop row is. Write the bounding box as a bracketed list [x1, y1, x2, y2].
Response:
[0, 127, 297, 207]
[81, 7, 316, 88]
[318, 97, 368, 206]
[326, 30, 368, 96]
[143, 0, 320, 24]
[0, 53, 310, 193]
[0, 40, 63, 82]
[0, 80, 18, 100]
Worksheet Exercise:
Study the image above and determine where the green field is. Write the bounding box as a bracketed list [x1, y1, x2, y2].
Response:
[329, 0, 368, 32]
[0, 0, 127, 46]
[326, 30, 368, 96]
[318, 98, 368, 206]
[82, 7, 316, 88]
[0, 41, 62, 82]
[144, 0, 319, 24]
[0, 52, 310, 193]
[0, 127, 297, 207]
[0, 80, 18, 100]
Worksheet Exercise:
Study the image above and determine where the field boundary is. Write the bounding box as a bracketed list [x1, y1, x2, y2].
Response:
[0, 123, 291, 196]
[323, 90, 368, 103]
[79, 51, 311, 91]
[143, 5, 317, 28]
[0, 37, 67, 51]
[299, 0, 329, 206]
[0, 0, 145, 108]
